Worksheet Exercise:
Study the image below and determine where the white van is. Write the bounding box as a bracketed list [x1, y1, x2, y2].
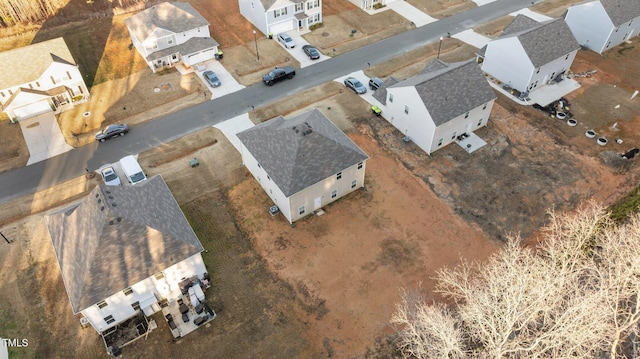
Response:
[119, 155, 147, 185]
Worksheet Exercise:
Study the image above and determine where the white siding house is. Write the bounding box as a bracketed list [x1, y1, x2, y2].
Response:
[372, 59, 496, 155]
[239, 0, 323, 36]
[565, 0, 640, 54]
[46, 176, 208, 335]
[477, 15, 580, 97]
[125, 2, 219, 73]
[237, 109, 369, 223]
[349, 0, 398, 11]
[0, 37, 89, 121]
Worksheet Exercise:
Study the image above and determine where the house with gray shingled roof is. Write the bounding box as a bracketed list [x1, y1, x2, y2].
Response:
[476, 15, 580, 96]
[371, 59, 496, 155]
[565, 0, 640, 54]
[238, 0, 322, 36]
[0, 37, 89, 121]
[45, 175, 208, 335]
[237, 109, 368, 223]
[125, 2, 219, 73]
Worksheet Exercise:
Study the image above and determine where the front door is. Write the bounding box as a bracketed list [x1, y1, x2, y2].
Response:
[314, 196, 322, 211]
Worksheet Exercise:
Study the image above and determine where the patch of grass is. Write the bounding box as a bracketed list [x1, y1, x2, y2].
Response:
[608, 185, 640, 224]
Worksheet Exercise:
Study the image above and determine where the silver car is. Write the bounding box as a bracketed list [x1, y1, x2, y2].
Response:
[344, 77, 367, 94]
[100, 166, 121, 186]
[277, 33, 296, 49]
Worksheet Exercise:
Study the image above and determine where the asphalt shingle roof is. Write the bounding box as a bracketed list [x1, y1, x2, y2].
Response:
[599, 0, 640, 26]
[237, 109, 369, 197]
[124, 2, 209, 42]
[386, 59, 496, 126]
[498, 15, 580, 68]
[0, 37, 75, 89]
[145, 37, 218, 61]
[46, 175, 204, 314]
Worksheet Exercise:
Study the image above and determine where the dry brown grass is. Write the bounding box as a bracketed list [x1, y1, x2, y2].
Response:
[406, 0, 476, 18]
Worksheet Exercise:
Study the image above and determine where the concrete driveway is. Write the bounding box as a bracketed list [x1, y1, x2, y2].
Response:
[277, 30, 331, 68]
[19, 112, 73, 165]
[195, 59, 246, 100]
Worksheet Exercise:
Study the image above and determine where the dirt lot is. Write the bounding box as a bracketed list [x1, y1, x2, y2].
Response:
[2, 1, 640, 358]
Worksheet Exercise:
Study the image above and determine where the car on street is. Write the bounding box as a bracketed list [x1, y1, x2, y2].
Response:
[344, 77, 367, 94]
[95, 123, 129, 142]
[100, 166, 121, 186]
[369, 77, 383, 90]
[203, 70, 221, 87]
[302, 45, 320, 60]
[277, 33, 296, 49]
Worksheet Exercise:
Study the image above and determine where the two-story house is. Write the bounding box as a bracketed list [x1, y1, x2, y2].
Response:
[125, 2, 219, 73]
[0, 37, 89, 121]
[477, 15, 580, 97]
[239, 0, 323, 36]
[349, 0, 398, 11]
[237, 109, 369, 223]
[564, 0, 640, 54]
[46, 175, 209, 336]
[372, 59, 497, 155]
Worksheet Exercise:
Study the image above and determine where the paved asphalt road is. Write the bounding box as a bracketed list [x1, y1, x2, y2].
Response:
[0, 0, 544, 205]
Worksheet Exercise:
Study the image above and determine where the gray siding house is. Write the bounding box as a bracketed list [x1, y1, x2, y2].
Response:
[237, 109, 369, 223]
[125, 2, 219, 73]
[46, 176, 208, 335]
[238, 0, 323, 36]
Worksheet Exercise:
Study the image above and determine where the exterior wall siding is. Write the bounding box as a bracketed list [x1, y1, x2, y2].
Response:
[565, 2, 612, 52]
[430, 99, 495, 153]
[482, 37, 533, 93]
[81, 253, 206, 333]
[382, 87, 435, 154]
[288, 161, 367, 222]
[239, 0, 270, 35]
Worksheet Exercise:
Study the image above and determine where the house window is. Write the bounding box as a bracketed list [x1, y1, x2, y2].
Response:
[97, 300, 108, 309]
[351, 180, 357, 189]
[404, 105, 409, 114]
[270, 189, 273, 194]
[357, 162, 363, 170]
[274, 7, 287, 17]
[153, 42, 158, 49]
[615, 27, 619, 33]
[8, 89, 12, 95]
[535, 68, 540, 74]
[310, 13, 320, 24]
[336, 172, 342, 180]
[0, 91, 4, 97]
[50, 76, 56, 85]
[565, 54, 569, 60]
[606, 41, 611, 48]
[29, 84, 33, 89]
[123, 287, 133, 296]
[168, 39, 173, 45]
[66, 71, 71, 80]
[131, 301, 140, 311]
[257, 162, 261, 168]
[267, 175, 271, 181]
[331, 189, 338, 199]
[295, 3, 303, 11]
[104, 315, 115, 324]
[464, 112, 469, 119]
[154, 272, 164, 280]
[299, 206, 305, 215]
[451, 131, 457, 140]
[477, 118, 483, 126]
[251, 1, 254, 9]
[389, 93, 393, 103]
[482, 103, 487, 110]
[438, 138, 443, 146]
[77, 86, 83, 94]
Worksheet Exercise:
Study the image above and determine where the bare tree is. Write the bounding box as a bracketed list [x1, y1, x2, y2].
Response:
[393, 204, 640, 358]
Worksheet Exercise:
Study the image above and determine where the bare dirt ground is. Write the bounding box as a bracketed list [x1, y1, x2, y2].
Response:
[2, 1, 640, 358]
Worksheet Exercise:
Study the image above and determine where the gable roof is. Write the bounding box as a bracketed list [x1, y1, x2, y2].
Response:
[146, 37, 219, 61]
[372, 76, 400, 105]
[494, 15, 580, 68]
[0, 37, 76, 89]
[386, 59, 496, 126]
[260, 0, 301, 11]
[598, 0, 640, 26]
[237, 109, 369, 197]
[46, 175, 204, 314]
[124, 2, 209, 42]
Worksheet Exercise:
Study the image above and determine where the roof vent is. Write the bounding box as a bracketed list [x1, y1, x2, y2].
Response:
[109, 220, 114, 225]
[100, 206, 105, 211]
[112, 203, 117, 207]
[95, 193, 99, 198]
[108, 195, 114, 199]
[97, 199, 102, 203]
[105, 190, 111, 194]
[117, 217, 122, 223]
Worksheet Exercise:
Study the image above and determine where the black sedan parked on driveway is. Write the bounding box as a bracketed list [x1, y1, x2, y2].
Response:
[95, 123, 129, 142]
[302, 45, 320, 60]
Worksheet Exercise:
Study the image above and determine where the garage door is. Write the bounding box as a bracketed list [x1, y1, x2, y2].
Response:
[185, 48, 216, 66]
[13, 101, 52, 120]
[269, 20, 294, 36]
